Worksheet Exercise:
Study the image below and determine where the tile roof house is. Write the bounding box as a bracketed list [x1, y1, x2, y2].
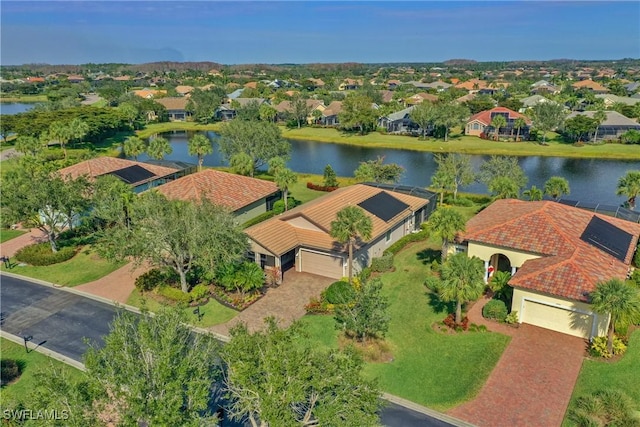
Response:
[155, 97, 191, 121]
[245, 184, 433, 279]
[405, 92, 438, 106]
[465, 107, 532, 139]
[571, 79, 610, 94]
[154, 169, 280, 224]
[318, 101, 343, 126]
[338, 78, 363, 91]
[58, 157, 185, 193]
[455, 79, 488, 93]
[133, 89, 167, 99]
[273, 99, 326, 123]
[378, 106, 422, 134]
[565, 111, 640, 142]
[461, 199, 640, 339]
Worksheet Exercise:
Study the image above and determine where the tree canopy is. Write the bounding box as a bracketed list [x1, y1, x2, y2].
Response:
[339, 93, 378, 135]
[479, 155, 528, 196]
[531, 102, 566, 143]
[439, 253, 485, 324]
[354, 156, 404, 184]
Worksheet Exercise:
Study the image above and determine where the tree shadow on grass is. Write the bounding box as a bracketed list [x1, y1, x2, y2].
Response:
[417, 248, 440, 265]
[426, 290, 455, 315]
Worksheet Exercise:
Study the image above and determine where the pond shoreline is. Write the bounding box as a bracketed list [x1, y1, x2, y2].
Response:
[138, 122, 640, 161]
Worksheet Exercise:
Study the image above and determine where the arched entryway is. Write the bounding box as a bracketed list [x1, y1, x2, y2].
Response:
[484, 253, 515, 283]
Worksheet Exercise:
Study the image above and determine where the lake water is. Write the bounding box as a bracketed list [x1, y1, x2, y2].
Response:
[135, 130, 640, 207]
[0, 102, 36, 115]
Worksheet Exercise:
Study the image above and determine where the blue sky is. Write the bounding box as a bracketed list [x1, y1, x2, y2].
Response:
[1, 1, 639, 65]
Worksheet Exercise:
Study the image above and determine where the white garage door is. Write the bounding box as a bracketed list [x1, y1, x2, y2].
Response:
[522, 300, 593, 338]
[300, 250, 343, 279]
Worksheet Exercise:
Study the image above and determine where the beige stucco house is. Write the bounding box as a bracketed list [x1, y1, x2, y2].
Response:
[154, 169, 280, 224]
[460, 199, 640, 339]
[245, 184, 433, 280]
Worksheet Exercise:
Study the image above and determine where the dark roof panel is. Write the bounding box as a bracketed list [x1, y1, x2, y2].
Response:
[358, 191, 409, 222]
[580, 216, 633, 262]
[108, 164, 156, 185]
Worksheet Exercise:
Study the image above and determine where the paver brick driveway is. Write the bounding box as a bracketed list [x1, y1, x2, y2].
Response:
[449, 324, 586, 427]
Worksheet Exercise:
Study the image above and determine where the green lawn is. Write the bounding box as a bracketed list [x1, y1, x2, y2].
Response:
[563, 330, 640, 426]
[136, 122, 222, 139]
[2, 246, 125, 286]
[127, 289, 238, 328]
[0, 228, 26, 243]
[301, 238, 510, 411]
[281, 126, 640, 160]
[0, 95, 48, 103]
[0, 338, 83, 406]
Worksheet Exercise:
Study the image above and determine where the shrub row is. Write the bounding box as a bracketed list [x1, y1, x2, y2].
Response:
[383, 225, 429, 256]
[243, 211, 276, 228]
[589, 336, 627, 358]
[156, 285, 192, 304]
[15, 242, 76, 266]
[370, 253, 394, 272]
[306, 182, 338, 192]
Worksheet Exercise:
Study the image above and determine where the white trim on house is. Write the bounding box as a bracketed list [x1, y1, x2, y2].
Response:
[297, 248, 345, 279]
[519, 296, 601, 339]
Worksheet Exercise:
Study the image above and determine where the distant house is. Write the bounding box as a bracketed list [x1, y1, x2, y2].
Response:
[519, 94, 553, 112]
[594, 94, 640, 108]
[530, 80, 560, 95]
[306, 78, 325, 89]
[565, 111, 640, 141]
[455, 79, 488, 93]
[155, 97, 191, 121]
[338, 78, 362, 91]
[58, 157, 189, 193]
[133, 89, 167, 99]
[153, 169, 280, 224]
[378, 106, 422, 134]
[405, 92, 438, 106]
[175, 85, 194, 96]
[423, 80, 452, 91]
[460, 199, 640, 339]
[318, 101, 343, 126]
[379, 90, 394, 104]
[624, 82, 640, 95]
[273, 99, 325, 123]
[571, 79, 609, 94]
[214, 104, 236, 121]
[226, 88, 245, 101]
[465, 107, 532, 139]
[245, 184, 433, 279]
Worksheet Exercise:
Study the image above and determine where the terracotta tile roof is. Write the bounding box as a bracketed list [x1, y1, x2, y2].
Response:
[274, 99, 324, 113]
[133, 89, 167, 99]
[323, 101, 343, 116]
[572, 79, 609, 92]
[462, 199, 640, 301]
[58, 157, 178, 183]
[155, 97, 189, 110]
[175, 85, 194, 94]
[455, 79, 488, 91]
[467, 107, 532, 126]
[246, 184, 430, 256]
[154, 169, 278, 211]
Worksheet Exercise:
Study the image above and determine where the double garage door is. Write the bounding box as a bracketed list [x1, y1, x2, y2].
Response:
[298, 250, 344, 279]
[521, 300, 594, 339]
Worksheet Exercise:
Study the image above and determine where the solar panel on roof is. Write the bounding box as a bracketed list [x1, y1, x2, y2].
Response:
[358, 191, 409, 222]
[108, 165, 156, 184]
[580, 216, 633, 262]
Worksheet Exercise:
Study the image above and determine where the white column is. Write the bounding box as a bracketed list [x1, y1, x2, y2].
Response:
[484, 260, 490, 284]
[511, 266, 517, 275]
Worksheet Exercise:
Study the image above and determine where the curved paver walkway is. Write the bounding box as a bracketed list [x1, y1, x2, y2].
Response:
[0, 228, 47, 258]
[448, 296, 586, 427]
[75, 262, 148, 304]
[210, 271, 332, 336]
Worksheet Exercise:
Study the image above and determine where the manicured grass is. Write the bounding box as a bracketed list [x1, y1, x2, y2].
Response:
[302, 239, 510, 410]
[2, 246, 125, 286]
[280, 126, 640, 160]
[136, 122, 222, 139]
[126, 289, 238, 328]
[0, 228, 26, 243]
[563, 330, 640, 426]
[0, 95, 48, 103]
[0, 338, 83, 406]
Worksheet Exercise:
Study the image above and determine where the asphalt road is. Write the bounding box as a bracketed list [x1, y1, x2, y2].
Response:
[0, 274, 457, 427]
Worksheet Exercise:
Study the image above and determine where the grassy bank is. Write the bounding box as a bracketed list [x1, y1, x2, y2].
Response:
[135, 122, 221, 139]
[0, 95, 48, 103]
[281, 126, 640, 160]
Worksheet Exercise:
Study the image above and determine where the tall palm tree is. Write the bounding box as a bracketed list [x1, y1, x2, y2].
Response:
[274, 167, 297, 211]
[523, 185, 543, 201]
[147, 136, 172, 160]
[544, 176, 570, 200]
[48, 121, 73, 160]
[428, 207, 466, 261]
[67, 118, 89, 149]
[513, 117, 527, 142]
[590, 278, 640, 354]
[188, 134, 213, 171]
[439, 253, 485, 324]
[123, 136, 146, 161]
[490, 114, 507, 141]
[329, 206, 373, 284]
[592, 110, 607, 143]
[616, 170, 640, 210]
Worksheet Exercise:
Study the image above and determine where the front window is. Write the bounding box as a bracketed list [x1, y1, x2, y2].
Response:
[385, 231, 392, 243]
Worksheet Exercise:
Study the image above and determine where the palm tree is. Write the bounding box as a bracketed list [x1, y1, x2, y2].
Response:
[48, 121, 73, 160]
[67, 118, 89, 148]
[490, 114, 507, 141]
[513, 117, 527, 142]
[616, 170, 640, 210]
[488, 176, 520, 199]
[123, 136, 146, 161]
[188, 134, 213, 171]
[274, 167, 297, 211]
[230, 152, 254, 176]
[523, 185, 543, 201]
[592, 110, 607, 143]
[544, 176, 570, 200]
[439, 253, 485, 324]
[329, 206, 373, 284]
[428, 207, 466, 261]
[147, 136, 172, 160]
[590, 278, 640, 354]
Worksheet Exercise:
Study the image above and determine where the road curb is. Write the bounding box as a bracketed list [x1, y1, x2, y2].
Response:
[0, 330, 86, 372]
[381, 393, 476, 427]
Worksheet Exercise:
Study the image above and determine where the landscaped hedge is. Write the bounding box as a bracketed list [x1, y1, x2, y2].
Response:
[135, 268, 176, 292]
[371, 253, 394, 272]
[482, 299, 508, 321]
[156, 285, 192, 304]
[323, 280, 356, 305]
[243, 211, 276, 228]
[14, 242, 76, 266]
[383, 225, 429, 256]
[1, 359, 21, 386]
[306, 182, 338, 192]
